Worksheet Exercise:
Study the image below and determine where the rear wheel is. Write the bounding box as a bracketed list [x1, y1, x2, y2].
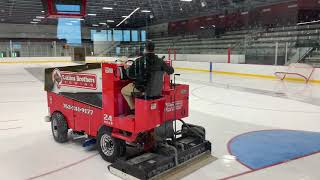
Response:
[97, 127, 126, 163]
[51, 112, 68, 143]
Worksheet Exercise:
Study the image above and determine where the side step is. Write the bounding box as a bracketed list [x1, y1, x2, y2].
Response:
[108, 137, 215, 180]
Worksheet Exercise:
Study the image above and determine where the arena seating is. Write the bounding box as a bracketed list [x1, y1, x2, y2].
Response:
[150, 23, 320, 66]
[303, 48, 320, 67]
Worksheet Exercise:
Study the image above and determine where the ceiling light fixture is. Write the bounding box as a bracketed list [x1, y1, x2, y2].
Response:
[141, 10, 151, 13]
[33, 19, 41, 22]
[103, 7, 113, 10]
[88, 13, 97, 16]
[107, 20, 115, 23]
[116, 7, 140, 27]
[200, 0, 207, 7]
[92, 24, 99, 27]
[36, 16, 45, 19]
[297, 20, 320, 25]
[180, 0, 192, 2]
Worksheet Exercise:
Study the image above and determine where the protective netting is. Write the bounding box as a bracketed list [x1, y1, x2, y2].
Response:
[275, 63, 315, 83]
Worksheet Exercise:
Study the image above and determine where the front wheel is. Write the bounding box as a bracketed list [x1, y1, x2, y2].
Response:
[97, 128, 126, 163]
[51, 112, 69, 143]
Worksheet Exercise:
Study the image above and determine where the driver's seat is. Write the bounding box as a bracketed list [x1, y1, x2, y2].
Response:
[133, 70, 164, 100]
[145, 70, 164, 99]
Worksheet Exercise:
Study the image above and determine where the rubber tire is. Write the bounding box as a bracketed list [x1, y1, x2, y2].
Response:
[97, 127, 126, 163]
[51, 112, 69, 143]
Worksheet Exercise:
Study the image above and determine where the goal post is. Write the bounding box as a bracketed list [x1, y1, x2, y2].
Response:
[274, 63, 315, 83]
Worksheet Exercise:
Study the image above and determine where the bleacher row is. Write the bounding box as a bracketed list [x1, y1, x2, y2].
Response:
[150, 23, 320, 66]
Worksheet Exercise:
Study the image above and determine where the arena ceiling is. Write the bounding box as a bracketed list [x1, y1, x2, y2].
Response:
[0, 0, 294, 28]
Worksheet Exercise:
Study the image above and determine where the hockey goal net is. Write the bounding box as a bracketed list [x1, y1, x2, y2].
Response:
[275, 63, 315, 83]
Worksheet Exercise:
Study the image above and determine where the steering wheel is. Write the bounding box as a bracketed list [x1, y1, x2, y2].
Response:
[125, 60, 134, 66]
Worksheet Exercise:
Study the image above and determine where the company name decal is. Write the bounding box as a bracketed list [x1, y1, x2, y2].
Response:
[165, 100, 183, 112]
[63, 104, 93, 115]
[52, 69, 97, 90]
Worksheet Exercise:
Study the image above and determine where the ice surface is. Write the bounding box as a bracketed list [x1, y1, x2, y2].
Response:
[0, 63, 320, 180]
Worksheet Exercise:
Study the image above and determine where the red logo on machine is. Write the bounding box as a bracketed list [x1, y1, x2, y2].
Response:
[52, 69, 97, 90]
[52, 68, 62, 84]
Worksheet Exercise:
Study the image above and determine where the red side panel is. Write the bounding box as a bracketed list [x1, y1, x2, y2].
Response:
[187, 18, 202, 32]
[298, 0, 320, 9]
[73, 101, 103, 136]
[102, 63, 129, 118]
[47, 92, 103, 137]
[135, 98, 166, 132]
[164, 84, 189, 121]
[113, 116, 135, 132]
[133, 84, 189, 133]
[47, 92, 75, 129]
[89, 107, 103, 137]
[73, 101, 90, 133]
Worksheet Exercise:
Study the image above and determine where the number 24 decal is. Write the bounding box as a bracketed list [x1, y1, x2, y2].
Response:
[104, 114, 113, 125]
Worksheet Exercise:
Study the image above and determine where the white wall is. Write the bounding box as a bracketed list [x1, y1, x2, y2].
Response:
[173, 61, 320, 81]
[0, 57, 72, 62]
[172, 61, 209, 70]
[86, 56, 117, 62]
[0, 56, 117, 63]
[1, 56, 319, 82]
[159, 54, 245, 64]
[0, 53, 245, 64]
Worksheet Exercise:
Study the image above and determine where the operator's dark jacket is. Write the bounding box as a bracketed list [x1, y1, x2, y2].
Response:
[128, 53, 174, 92]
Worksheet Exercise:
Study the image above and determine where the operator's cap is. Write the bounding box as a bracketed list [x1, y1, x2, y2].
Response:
[146, 40, 155, 52]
